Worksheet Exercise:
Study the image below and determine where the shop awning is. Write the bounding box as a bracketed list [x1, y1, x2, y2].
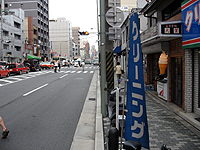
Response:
[27, 54, 41, 60]
[113, 46, 121, 53]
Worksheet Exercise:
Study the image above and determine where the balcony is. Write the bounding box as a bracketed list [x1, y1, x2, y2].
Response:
[140, 21, 182, 46]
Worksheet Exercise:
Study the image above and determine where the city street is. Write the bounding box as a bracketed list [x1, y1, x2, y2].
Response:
[0, 65, 98, 150]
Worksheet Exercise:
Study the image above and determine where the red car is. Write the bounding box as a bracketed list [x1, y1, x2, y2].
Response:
[5, 63, 30, 75]
[0, 65, 10, 77]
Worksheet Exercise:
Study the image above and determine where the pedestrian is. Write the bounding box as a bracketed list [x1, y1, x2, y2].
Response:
[0, 116, 9, 139]
[54, 60, 58, 73]
[115, 62, 122, 84]
[58, 60, 61, 71]
[68, 60, 70, 68]
[81, 60, 85, 71]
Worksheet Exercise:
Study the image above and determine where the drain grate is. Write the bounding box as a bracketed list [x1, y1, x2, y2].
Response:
[194, 118, 200, 122]
[88, 98, 96, 101]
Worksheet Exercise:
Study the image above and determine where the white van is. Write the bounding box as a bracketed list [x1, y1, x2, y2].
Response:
[74, 60, 82, 67]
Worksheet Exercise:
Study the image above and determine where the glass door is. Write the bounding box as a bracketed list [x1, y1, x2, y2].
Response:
[171, 57, 183, 107]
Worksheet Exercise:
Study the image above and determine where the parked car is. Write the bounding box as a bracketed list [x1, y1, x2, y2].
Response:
[0, 61, 8, 66]
[40, 62, 54, 69]
[0, 65, 10, 77]
[5, 63, 30, 75]
[24, 59, 41, 71]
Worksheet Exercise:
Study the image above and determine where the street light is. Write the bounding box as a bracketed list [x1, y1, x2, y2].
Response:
[60, 41, 67, 57]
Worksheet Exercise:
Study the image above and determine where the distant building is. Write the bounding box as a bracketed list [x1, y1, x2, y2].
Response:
[4, 0, 50, 61]
[49, 18, 72, 59]
[0, 8, 25, 63]
[24, 17, 38, 56]
[72, 27, 80, 57]
[121, 0, 137, 11]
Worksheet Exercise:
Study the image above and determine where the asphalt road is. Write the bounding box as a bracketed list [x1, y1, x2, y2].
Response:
[0, 65, 98, 150]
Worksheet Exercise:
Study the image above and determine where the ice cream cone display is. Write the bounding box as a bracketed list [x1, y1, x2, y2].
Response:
[158, 51, 168, 74]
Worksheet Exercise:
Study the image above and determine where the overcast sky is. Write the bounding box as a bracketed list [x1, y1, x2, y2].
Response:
[49, 0, 147, 49]
[49, 0, 99, 49]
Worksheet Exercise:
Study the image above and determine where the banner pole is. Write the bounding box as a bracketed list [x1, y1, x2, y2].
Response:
[120, 13, 131, 150]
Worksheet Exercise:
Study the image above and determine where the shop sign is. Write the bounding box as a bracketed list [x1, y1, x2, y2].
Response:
[161, 23, 182, 34]
[181, 0, 200, 49]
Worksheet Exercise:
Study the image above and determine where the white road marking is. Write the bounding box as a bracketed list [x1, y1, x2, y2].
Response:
[23, 83, 49, 97]
[60, 74, 68, 78]
[0, 79, 14, 83]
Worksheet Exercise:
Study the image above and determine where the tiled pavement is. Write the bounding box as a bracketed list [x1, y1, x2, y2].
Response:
[103, 74, 200, 150]
[145, 93, 200, 150]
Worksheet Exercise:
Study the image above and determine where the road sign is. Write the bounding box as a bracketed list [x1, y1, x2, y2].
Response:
[106, 7, 124, 27]
[108, 27, 121, 40]
[108, 0, 120, 7]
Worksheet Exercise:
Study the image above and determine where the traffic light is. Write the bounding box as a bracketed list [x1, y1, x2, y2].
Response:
[78, 31, 89, 35]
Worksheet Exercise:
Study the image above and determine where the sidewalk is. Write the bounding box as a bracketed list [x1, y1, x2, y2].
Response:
[70, 70, 200, 150]
[104, 74, 200, 149]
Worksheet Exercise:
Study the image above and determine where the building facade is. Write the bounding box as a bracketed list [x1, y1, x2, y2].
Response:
[140, 0, 200, 117]
[0, 8, 25, 63]
[72, 27, 80, 58]
[24, 17, 38, 57]
[49, 18, 72, 60]
[4, 0, 50, 61]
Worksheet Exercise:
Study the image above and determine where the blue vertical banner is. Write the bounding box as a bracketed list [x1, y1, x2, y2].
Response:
[124, 13, 149, 149]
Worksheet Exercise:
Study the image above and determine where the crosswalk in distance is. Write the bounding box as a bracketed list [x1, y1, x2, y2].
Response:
[0, 68, 96, 87]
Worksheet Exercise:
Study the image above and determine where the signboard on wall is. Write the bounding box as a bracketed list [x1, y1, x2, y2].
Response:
[161, 23, 182, 34]
[181, 0, 200, 49]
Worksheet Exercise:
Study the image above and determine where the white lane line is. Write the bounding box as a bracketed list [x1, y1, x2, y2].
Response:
[77, 71, 82, 73]
[83, 71, 88, 74]
[7, 77, 23, 81]
[90, 71, 94, 73]
[23, 83, 49, 97]
[0, 79, 14, 83]
[60, 74, 68, 78]
[71, 71, 76, 73]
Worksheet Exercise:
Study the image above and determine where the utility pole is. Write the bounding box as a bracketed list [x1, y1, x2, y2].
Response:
[0, 0, 4, 61]
[100, 0, 107, 117]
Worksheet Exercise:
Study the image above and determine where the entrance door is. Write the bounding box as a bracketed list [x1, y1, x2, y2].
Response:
[171, 57, 183, 107]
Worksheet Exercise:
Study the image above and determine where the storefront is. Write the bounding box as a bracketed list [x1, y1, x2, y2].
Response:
[181, 0, 200, 114]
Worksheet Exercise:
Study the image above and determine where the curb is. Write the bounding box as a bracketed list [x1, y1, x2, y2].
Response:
[95, 71, 104, 150]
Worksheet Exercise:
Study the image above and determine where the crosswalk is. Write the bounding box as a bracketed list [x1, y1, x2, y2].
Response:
[0, 67, 97, 87]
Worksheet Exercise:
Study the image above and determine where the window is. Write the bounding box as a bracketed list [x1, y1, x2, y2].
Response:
[3, 30, 9, 36]
[3, 44, 9, 49]
[14, 21, 21, 29]
[15, 46, 21, 51]
[150, 12, 157, 27]
[162, 0, 184, 21]
[14, 34, 21, 40]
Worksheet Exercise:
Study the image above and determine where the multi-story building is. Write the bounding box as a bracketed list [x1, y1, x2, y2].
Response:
[140, 0, 200, 117]
[24, 17, 38, 56]
[0, 8, 25, 63]
[49, 18, 72, 60]
[72, 27, 80, 58]
[4, 0, 50, 61]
